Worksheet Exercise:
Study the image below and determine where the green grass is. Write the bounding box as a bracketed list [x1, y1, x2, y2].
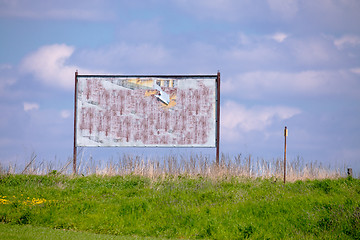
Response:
[0, 223, 166, 240]
[0, 174, 359, 239]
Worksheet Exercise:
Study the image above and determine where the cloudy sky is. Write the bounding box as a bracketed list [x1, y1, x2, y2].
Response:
[1, 0, 359, 173]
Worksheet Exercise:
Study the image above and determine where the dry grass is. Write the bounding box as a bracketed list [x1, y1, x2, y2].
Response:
[1, 151, 348, 181]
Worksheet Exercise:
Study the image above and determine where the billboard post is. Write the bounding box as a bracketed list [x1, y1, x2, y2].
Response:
[73, 71, 78, 175]
[216, 71, 220, 166]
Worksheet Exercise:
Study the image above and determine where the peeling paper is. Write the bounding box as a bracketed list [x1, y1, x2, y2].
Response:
[76, 76, 217, 147]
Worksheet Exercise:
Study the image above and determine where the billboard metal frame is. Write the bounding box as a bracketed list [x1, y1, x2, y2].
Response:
[73, 71, 220, 174]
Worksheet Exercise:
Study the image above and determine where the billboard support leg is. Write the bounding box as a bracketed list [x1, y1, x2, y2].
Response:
[73, 70, 78, 175]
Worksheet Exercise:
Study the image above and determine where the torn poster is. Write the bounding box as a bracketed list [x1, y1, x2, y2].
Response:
[75, 75, 218, 147]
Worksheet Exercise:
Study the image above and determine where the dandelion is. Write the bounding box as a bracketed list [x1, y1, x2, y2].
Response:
[23, 197, 48, 206]
[0, 198, 9, 204]
[0, 196, 9, 204]
[0, 195, 52, 206]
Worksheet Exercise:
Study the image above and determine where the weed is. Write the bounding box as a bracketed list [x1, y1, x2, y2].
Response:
[1, 153, 350, 181]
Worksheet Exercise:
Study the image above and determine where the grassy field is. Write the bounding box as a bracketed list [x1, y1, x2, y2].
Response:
[0, 223, 166, 240]
[0, 174, 359, 239]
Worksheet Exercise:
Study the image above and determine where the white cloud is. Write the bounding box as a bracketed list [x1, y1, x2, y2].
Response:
[20, 44, 91, 90]
[334, 35, 360, 49]
[221, 101, 300, 141]
[222, 70, 360, 99]
[23, 102, 39, 112]
[20, 42, 170, 89]
[60, 110, 71, 119]
[270, 32, 288, 43]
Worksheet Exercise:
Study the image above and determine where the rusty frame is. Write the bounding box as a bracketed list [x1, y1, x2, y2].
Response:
[73, 71, 78, 174]
[216, 71, 220, 166]
[73, 72, 221, 174]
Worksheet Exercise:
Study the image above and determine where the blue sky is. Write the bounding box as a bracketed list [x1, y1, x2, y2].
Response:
[0, 0, 359, 173]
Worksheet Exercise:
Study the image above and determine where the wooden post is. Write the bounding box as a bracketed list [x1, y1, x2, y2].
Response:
[284, 126, 288, 184]
[248, 154, 251, 177]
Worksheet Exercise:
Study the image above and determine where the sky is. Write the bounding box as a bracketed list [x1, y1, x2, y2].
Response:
[0, 0, 359, 174]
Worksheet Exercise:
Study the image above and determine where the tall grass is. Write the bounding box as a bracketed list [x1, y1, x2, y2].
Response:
[1, 152, 348, 181]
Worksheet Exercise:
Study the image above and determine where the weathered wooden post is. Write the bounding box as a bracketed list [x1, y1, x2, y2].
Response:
[284, 126, 288, 184]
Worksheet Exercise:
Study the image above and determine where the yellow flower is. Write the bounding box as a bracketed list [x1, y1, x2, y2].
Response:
[0, 199, 9, 204]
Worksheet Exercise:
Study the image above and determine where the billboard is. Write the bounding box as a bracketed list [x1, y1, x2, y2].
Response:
[75, 75, 219, 147]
